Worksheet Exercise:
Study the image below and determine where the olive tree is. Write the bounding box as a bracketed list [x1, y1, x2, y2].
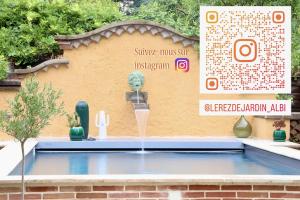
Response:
[0, 77, 64, 200]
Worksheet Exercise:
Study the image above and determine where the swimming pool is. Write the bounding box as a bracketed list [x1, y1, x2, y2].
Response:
[9, 140, 300, 175]
[1, 139, 300, 200]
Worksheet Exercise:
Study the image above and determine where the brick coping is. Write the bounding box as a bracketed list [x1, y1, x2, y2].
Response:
[54, 20, 198, 49]
[9, 58, 69, 79]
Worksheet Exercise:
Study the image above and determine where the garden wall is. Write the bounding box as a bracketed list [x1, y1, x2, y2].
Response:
[0, 21, 287, 140]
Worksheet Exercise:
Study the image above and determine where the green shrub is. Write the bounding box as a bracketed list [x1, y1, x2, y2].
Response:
[292, 1, 300, 75]
[0, 55, 8, 80]
[133, 0, 199, 37]
[0, 0, 299, 74]
[0, 0, 123, 69]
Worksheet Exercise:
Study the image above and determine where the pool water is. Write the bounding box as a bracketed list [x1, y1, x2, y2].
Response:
[10, 150, 300, 175]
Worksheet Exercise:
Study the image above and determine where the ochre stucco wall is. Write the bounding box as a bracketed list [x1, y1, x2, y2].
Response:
[0, 32, 282, 140]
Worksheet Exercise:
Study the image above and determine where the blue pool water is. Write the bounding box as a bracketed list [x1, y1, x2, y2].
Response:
[10, 150, 300, 175]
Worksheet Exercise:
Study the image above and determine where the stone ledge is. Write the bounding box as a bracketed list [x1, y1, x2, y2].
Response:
[55, 20, 199, 49]
[254, 112, 300, 120]
[1, 175, 300, 185]
[0, 79, 21, 90]
[0, 58, 69, 90]
[0, 139, 37, 176]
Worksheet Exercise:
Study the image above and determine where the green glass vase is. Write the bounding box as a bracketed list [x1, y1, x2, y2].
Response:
[233, 115, 252, 138]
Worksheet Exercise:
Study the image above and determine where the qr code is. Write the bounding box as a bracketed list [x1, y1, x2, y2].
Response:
[200, 6, 291, 94]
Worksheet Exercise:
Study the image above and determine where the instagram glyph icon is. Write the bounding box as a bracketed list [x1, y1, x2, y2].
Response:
[175, 58, 189, 72]
[206, 11, 218, 23]
[272, 11, 285, 23]
[234, 39, 257, 62]
[206, 78, 218, 90]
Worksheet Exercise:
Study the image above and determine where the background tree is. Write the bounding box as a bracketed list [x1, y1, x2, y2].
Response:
[0, 77, 64, 200]
[0, 0, 123, 69]
[135, 0, 300, 73]
[0, 0, 298, 73]
[0, 55, 8, 80]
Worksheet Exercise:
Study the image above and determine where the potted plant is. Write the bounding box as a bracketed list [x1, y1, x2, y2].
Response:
[67, 112, 84, 141]
[273, 119, 286, 142]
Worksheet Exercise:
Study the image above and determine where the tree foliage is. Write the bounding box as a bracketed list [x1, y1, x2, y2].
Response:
[133, 0, 199, 36]
[0, 0, 123, 69]
[0, 55, 8, 80]
[0, 77, 64, 200]
[135, 0, 300, 74]
[0, 0, 299, 74]
[0, 77, 64, 142]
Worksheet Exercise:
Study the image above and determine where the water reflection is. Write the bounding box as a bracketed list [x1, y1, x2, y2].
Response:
[69, 154, 89, 174]
[9, 151, 300, 175]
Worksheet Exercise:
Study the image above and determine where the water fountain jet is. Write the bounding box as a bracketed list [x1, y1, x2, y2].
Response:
[126, 71, 150, 152]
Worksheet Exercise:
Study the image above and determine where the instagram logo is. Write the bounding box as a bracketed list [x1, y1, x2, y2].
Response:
[272, 11, 285, 23]
[206, 11, 218, 23]
[234, 39, 257, 62]
[206, 78, 218, 90]
[175, 58, 189, 72]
